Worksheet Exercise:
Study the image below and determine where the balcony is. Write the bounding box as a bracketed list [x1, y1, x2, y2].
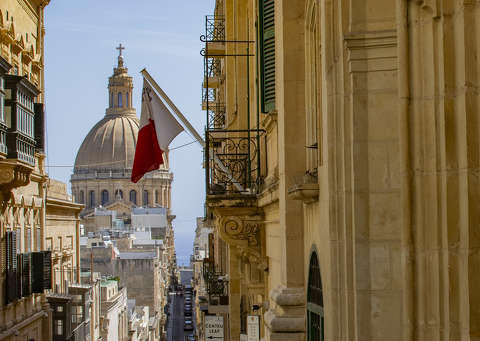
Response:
[201, 16, 225, 57]
[205, 129, 265, 196]
[0, 75, 42, 198]
[203, 58, 222, 88]
[202, 260, 229, 312]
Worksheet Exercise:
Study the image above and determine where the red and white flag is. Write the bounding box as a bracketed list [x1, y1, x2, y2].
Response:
[131, 78, 184, 183]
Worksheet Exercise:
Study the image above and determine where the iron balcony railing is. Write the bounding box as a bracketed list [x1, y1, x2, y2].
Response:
[205, 58, 222, 78]
[205, 129, 266, 195]
[207, 103, 226, 130]
[201, 15, 225, 43]
[202, 260, 227, 297]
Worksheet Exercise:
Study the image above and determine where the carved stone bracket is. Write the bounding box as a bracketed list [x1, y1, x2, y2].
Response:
[216, 212, 268, 271]
[0, 160, 33, 206]
[219, 216, 260, 247]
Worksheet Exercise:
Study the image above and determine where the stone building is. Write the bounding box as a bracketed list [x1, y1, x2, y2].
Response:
[99, 279, 128, 341]
[0, 1, 51, 340]
[70, 48, 173, 225]
[80, 234, 168, 338]
[45, 179, 83, 293]
[201, 0, 480, 340]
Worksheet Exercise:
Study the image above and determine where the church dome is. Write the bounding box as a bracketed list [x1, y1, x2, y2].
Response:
[74, 114, 139, 172]
[74, 45, 139, 174]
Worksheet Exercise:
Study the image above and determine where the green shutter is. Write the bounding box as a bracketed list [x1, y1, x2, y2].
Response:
[260, 0, 275, 113]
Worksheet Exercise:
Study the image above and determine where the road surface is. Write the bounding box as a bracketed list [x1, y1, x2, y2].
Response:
[167, 269, 195, 341]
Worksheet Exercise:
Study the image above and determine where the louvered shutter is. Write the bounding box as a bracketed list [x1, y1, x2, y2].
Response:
[260, 0, 275, 113]
[5, 231, 18, 303]
[21, 253, 31, 297]
[16, 253, 22, 299]
[43, 250, 52, 290]
[31, 252, 44, 293]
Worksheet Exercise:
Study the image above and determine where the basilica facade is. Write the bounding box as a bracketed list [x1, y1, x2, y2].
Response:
[71, 49, 172, 221]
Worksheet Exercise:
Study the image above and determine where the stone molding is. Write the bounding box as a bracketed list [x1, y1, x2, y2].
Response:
[0, 160, 34, 205]
[261, 111, 277, 133]
[263, 286, 306, 334]
[270, 286, 305, 307]
[264, 310, 305, 333]
[215, 211, 268, 271]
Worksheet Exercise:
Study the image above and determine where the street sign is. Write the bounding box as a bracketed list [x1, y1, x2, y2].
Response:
[205, 315, 224, 340]
[247, 315, 260, 341]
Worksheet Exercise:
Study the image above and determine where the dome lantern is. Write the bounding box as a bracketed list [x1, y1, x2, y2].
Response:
[106, 43, 135, 116]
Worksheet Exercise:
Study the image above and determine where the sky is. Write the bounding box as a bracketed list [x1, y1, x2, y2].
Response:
[44, 1, 215, 265]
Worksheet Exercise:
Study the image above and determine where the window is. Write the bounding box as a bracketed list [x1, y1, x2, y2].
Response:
[26, 228, 31, 252]
[79, 190, 84, 204]
[307, 251, 323, 341]
[57, 306, 63, 312]
[89, 190, 95, 208]
[129, 190, 137, 205]
[0, 76, 4, 123]
[305, 0, 321, 171]
[155, 189, 159, 204]
[126, 92, 129, 107]
[110, 92, 113, 108]
[101, 189, 109, 205]
[118, 92, 123, 107]
[259, 0, 276, 113]
[55, 319, 63, 336]
[143, 190, 149, 206]
[36, 227, 41, 251]
[72, 305, 84, 324]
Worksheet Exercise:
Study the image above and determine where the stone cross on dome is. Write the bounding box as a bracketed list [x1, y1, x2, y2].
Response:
[116, 43, 125, 67]
[116, 43, 125, 57]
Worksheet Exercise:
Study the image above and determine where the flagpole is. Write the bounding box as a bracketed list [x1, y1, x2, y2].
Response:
[141, 68, 205, 148]
[140, 68, 245, 192]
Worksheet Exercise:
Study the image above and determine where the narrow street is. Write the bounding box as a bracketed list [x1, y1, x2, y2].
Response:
[167, 269, 195, 341]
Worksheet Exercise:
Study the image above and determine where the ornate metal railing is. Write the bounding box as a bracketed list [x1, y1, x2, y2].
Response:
[205, 58, 222, 78]
[205, 129, 266, 195]
[202, 261, 227, 296]
[207, 103, 225, 130]
[201, 15, 225, 42]
[202, 87, 217, 106]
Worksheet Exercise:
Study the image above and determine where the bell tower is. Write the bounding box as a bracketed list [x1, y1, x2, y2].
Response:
[106, 44, 135, 116]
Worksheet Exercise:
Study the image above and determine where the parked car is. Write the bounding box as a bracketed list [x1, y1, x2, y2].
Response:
[184, 309, 192, 316]
[184, 320, 194, 331]
[185, 334, 196, 341]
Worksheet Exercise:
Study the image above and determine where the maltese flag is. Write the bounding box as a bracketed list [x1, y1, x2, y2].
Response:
[131, 78, 184, 183]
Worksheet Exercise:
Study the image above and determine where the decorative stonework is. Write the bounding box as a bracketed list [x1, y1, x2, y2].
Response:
[220, 216, 259, 247]
[217, 214, 268, 270]
[0, 160, 33, 205]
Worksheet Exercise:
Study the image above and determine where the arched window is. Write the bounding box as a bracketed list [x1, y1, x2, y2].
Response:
[101, 190, 109, 205]
[143, 190, 149, 207]
[109, 92, 113, 108]
[89, 190, 95, 208]
[129, 190, 137, 205]
[78, 190, 84, 204]
[118, 92, 123, 107]
[115, 189, 123, 200]
[307, 251, 324, 340]
[155, 189, 159, 205]
[126, 92, 129, 107]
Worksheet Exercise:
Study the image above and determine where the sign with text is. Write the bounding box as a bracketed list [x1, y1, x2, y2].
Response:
[247, 315, 260, 341]
[205, 315, 224, 340]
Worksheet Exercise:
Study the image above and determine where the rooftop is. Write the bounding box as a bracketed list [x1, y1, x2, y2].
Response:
[118, 252, 157, 260]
